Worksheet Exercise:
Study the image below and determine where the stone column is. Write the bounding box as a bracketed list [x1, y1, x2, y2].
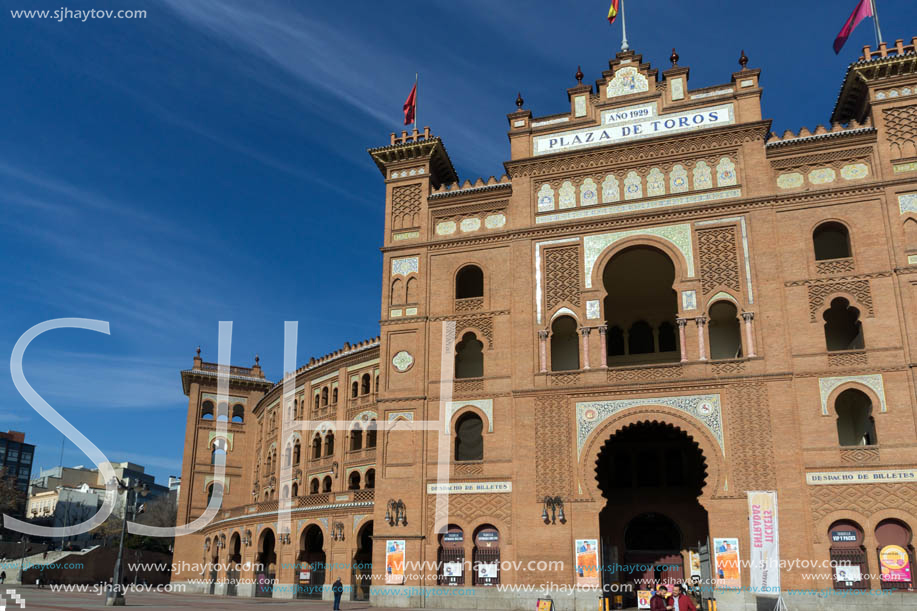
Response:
[676, 318, 688, 362]
[598, 325, 608, 368]
[538, 331, 549, 373]
[580, 327, 591, 370]
[742, 312, 756, 357]
[695, 317, 708, 361]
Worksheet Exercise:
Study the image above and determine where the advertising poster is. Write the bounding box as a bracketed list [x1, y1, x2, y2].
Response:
[835, 564, 861, 584]
[574, 539, 600, 587]
[747, 491, 781, 592]
[879, 545, 912, 582]
[688, 551, 701, 578]
[478, 562, 498, 579]
[636, 590, 652, 609]
[385, 540, 405, 584]
[536, 599, 554, 611]
[443, 561, 463, 577]
[713, 537, 741, 588]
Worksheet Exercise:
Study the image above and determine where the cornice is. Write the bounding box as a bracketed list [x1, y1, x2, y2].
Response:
[430, 199, 509, 218]
[768, 145, 875, 169]
[784, 271, 893, 287]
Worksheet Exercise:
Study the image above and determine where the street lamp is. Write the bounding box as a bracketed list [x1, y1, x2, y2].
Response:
[105, 479, 149, 607]
[542, 496, 565, 525]
[385, 499, 406, 526]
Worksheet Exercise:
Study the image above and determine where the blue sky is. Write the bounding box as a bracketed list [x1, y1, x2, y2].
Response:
[1, 0, 915, 485]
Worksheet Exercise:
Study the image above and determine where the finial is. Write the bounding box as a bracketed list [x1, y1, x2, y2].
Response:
[670, 48, 679, 67]
[575, 65, 583, 84]
[739, 50, 748, 70]
[515, 92, 524, 109]
[196, 346, 201, 357]
[254, 354, 260, 365]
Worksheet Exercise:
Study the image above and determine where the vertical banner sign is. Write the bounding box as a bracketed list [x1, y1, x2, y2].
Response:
[574, 539, 600, 587]
[713, 538, 742, 588]
[747, 491, 781, 592]
[879, 545, 912, 583]
[385, 540, 405, 584]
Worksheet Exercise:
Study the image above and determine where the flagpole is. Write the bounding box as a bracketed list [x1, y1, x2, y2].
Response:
[414, 72, 418, 130]
[870, 0, 883, 46]
[620, 0, 629, 52]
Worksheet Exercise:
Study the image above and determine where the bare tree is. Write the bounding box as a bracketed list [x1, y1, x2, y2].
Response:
[0, 467, 24, 515]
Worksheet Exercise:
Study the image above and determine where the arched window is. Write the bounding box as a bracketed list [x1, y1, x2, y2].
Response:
[708, 301, 743, 359]
[348, 471, 361, 490]
[311, 436, 322, 460]
[438, 525, 465, 586]
[231, 404, 244, 423]
[332, 388, 338, 404]
[829, 520, 869, 590]
[455, 332, 484, 378]
[265, 451, 273, 474]
[211, 441, 226, 466]
[814, 222, 852, 260]
[293, 441, 301, 464]
[314, 394, 320, 410]
[324, 432, 335, 456]
[375, 374, 379, 391]
[875, 519, 915, 590]
[365, 469, 375, 489]
[361, 373, 371, 395]
[658, 321, 677, 353]
[454, 412, 484, 462]
[905, 218, 917, 251]
[835, 389, 877, 446]
[366, 420, 377, 448]
[406, 277, 418, 303]
[284, 445, 292, 467]
[607, 325, 625, 356]
[310, 479, 319, 494]
[391, 278, 404, 306]
[628, 321, 654, 354]
[824, 297, 865, 351]
[456, 265, 484, 299]
[322, 476, 332, 493]
[321, 387, 329, 406]
[350, 424, 363, 451]
[472, 525, 500, 586]
[206, 482, 222, 504]
[201, 401, 215, 420]
[291, 482, 298, 497]
[550, 316, 579, 371]
[351, 381, 359, 398]
[282, 485, 289, 499]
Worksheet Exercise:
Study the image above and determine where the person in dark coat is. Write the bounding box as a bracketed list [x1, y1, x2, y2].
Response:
[332, 577, 343, 610]
[650, 585, 671, 611]
[669, 584, 697, 611]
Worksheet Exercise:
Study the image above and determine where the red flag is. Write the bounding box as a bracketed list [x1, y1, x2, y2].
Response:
[403, 82, 416, 126]
[834, 0, 873, 54]
[607, 0, 619, 24]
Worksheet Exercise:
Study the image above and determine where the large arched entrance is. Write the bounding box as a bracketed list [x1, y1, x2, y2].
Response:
[352, 521, 373, 600]
[255, 530, 276, 598]
[296, 525, 326, 599]
[595, 421, 709, 596]
[603, 246, 680, 365]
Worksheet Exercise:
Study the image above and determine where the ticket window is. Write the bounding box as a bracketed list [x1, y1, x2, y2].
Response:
[829, 520, 869, 590]
[438, 526, 465, 586]
[875, 519, 915, 591]
[473, 526, 500, 586]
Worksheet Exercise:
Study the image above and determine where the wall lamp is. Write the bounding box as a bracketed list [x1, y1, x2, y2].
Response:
[242, 530, 252, 546]
[542, 496, 565, 525]
[332, 521, 346, 541]
[386, 499, 407, 526]
[279, 533, 291, 545]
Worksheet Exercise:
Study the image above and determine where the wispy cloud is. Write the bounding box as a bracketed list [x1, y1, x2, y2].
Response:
[0, 411, 30, 425]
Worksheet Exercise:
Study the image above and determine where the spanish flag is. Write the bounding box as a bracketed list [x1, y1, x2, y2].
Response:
[607, 0, 619, 24]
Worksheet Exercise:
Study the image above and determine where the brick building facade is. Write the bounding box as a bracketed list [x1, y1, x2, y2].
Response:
[172, 40, 917, 609]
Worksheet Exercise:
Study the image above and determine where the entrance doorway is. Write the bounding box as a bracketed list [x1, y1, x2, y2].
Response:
[255, 530, 276, 598]
[352, 521, 373, 600]
[595, 421, 709, 599]
[296, 525, 326, 599]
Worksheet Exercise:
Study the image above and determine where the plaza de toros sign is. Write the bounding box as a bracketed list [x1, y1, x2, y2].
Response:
[532, 102, 734, 155]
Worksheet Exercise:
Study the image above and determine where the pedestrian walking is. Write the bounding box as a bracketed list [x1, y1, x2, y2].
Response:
[331, 577, 343, 610]
[1, 570, 6, 584]
[650, 585, 671, 611]
[670, 584, 697, 611]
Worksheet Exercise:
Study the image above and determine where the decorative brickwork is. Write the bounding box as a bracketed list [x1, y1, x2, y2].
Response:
[426, 492, 512, 542]
[549, 372, 580, 386]
[697, 226, 741, 295]
[606, 365, 683, 383]
[816, 258, 855, 275]
[840, 447, 879, 464]
[453, 462, 484, 476]
[809, 483, 917, 523]
[534, 395, 574, 500]
[391, 184, 422, 230]
[544, 246, 581, 311]
[724, 383, 777, 493]
[807, 279, 874, 321]
[455, 315, 493, 348]
[454, 297, 484, 312]
[828, 351, 868, 368]
[453, 378, 484, 394]
[711, 361, 746, 376]
[884, 105, 917, 158]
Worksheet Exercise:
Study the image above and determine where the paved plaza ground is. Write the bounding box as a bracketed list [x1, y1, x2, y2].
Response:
[0, 586, 379, 610]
